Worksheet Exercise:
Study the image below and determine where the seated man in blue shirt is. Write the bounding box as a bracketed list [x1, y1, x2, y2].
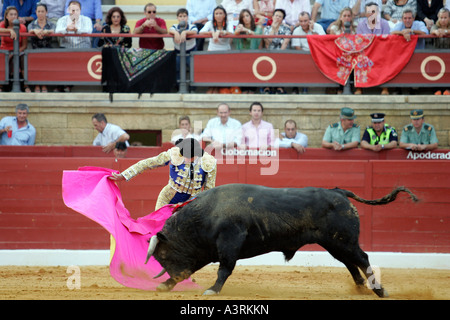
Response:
[0, 103, 36, 145]
[391, 9, 429, 49]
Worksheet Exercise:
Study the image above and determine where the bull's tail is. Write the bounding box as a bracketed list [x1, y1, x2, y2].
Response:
[336, 186, 419, 205]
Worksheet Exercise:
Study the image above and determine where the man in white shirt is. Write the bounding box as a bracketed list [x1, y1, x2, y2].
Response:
[92, 113, 130, 154]
[277, 119, 308, 153]
[202, 103, 242, 149]
[292, 11, 325, 52]
[55, 0, 92, 48]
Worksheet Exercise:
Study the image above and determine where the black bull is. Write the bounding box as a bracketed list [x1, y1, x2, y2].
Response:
[146, 184, 418, 297]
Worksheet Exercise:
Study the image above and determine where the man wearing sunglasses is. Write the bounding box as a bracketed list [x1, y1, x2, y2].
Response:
[134, 3, 167, 49]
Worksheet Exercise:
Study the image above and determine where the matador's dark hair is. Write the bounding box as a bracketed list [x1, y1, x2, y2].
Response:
[175, 138, 204, 158]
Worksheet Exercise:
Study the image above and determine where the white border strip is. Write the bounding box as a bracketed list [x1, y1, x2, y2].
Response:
[0, 250, 449, 269]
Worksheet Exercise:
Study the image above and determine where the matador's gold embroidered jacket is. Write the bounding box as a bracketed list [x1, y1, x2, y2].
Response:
[121, 147, 217, 196]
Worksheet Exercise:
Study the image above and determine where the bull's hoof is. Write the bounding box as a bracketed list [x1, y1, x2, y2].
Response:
[156, 279, 176, 292]
[156, 283, 171, 292]
[374, 287, 389, 298]
[202, 289, 219, 296]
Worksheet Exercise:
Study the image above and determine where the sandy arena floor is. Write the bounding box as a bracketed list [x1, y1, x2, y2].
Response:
[0, 265, 448, 300]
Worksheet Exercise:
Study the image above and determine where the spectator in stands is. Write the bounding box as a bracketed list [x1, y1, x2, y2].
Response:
[234, 9, 263, 93]
[292, 11, 325, 51]
[98, 6, 132, 48]
[0, 103, 36, 145]
[253, 0, 276, 26]
[431, 8, 450, 49]
[186, 0, 216, 51]
[355, 2, 390, 95]
[200, 5, 233, 51]
[0, 6, 28, 93]
[322, 107, 360, 151]
[40, 0, 65, 48]
[329, 7, 356, 34]
[399, 109, 438, 151]
[240, 102, 275, 149]
[55, 1, 91, 92]
[134, 3, 167, 50]
[92, 113, 130, 154]
[200, 6, 233, 93]
[275, 0, 311, 30]
[28, 3, 55, 48]
[391, 9, 429, 49]
[311, 0, 349, 33]
[221, 0, 254, 29]
[28, 3, 55, 93]
[327, 7, 355, 95]
[431, 8, 449, 94]
[262, 8, 290, 94]
[202, 103, 242, 149]
[383, 0, 417, 30]
[170, 8, 198, 88]
[349, 0, 382, 23]
[64, 0, 102, 47]
[55, 1, 93, 49]
[417, 0, 444, 30]
[234, 8, 263, 50]
[2, 0, 37, 26]
[277, 119, 308, 153]
[356, 2, 390, 35]
[291, 11, 325, 94]
[171, 115, 201, 144]
[361, 113, 398, 152]
[114, 141, 128, 160]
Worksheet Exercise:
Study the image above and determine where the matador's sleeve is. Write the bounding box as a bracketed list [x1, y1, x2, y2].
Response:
[121, 150, 172, 181]
[201, 152, 217, 191]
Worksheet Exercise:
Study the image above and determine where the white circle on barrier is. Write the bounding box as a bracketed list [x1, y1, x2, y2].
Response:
[420, 56, 445, 81]
[87, 54, 103, 80]
[252, 56, 277, 81]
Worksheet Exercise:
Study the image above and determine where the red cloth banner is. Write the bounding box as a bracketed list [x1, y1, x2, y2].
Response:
[308, 34, 418, 87]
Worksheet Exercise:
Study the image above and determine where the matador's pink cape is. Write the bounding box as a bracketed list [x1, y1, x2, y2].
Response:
[62, 166, 199, 291]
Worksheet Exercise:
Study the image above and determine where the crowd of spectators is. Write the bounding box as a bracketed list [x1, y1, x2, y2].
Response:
[171, 102, 438, 154]
[0, 0, 448, 94]
[0, 101, 440, 156]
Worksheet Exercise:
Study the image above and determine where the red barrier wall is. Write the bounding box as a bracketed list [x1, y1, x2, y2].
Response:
[0, 147, 449, 253]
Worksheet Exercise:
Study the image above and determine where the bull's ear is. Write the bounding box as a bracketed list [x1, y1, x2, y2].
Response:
[157, 232, 168, 242]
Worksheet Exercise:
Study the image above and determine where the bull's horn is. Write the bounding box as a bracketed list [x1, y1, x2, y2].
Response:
[153, 268, 166, 279]
[145, 235, 159, 264]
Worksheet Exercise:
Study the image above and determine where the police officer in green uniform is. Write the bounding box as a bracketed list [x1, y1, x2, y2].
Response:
[399, 109, 438, 151]
[361, 113, 398, 152]
[322, 107, 360, 151]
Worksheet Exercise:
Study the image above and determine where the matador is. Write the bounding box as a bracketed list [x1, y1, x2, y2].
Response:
[110, 138, 217, 209]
